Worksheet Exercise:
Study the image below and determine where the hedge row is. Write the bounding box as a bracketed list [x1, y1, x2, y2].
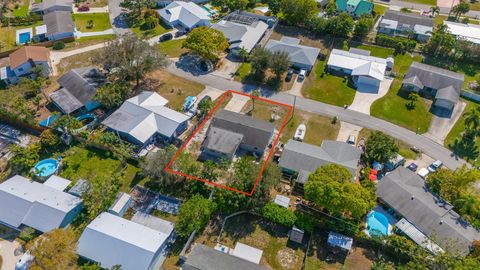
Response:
[375, 34, 417, 54]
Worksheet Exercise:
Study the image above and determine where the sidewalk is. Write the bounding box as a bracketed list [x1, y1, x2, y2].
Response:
[75, 28, 115, 38]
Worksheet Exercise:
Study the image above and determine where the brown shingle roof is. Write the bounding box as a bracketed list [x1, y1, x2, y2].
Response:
[9, 46, 50, 69]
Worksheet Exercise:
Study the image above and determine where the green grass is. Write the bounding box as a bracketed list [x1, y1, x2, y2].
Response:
[234, 62, 252, 82]
[73, 13, 111, 32]
[373, 4, 388, 17]
[34, 0, 42, 3]
[353, 44, 393, 58]
[62, 34, 116, 50]
[302, 60, 357, 107]
[281, 111, 340, 145]
[472, 2, 480, 11]
[402, 0, 436, 5]
[0, 21, 44, 52]
[12, 0, 29, 17]
[444, 99, 480, 166]
[157, 39, 188, 57]
[132, 23, 168, 38]
[152, 70, 205, 110]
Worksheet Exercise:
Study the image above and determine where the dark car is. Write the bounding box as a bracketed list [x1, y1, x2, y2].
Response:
[285, 69, 294, 82]
[159, 33, 173, 42]
[199, 95, 212, 104]
[407, 163, 418, 172]
[175, 30, 187, 37]
[78, 6, 90, 12]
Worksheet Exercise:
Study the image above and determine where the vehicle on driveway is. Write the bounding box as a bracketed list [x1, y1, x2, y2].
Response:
[159, 33, 173, 42]
[428, 160, 443, 173]
[298, 69, 306, 81]
[285, 69, 294, 82]
[183, 96, 197, 112]
[347, 135, 356, 145]
[78, 6, 90, 12]
[407, 163, 418, 172]
[294, 124, 306, 141]
[417, 168, 430, 179]
[175, 30, 187, 37]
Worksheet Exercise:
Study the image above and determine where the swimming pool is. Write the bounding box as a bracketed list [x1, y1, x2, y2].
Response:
[19, 32, 31, 44]
[34, 158, 59, 177]
[367, 211, 389, 236]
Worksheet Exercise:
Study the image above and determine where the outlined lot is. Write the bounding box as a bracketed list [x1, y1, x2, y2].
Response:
[165, 90, 293, 196]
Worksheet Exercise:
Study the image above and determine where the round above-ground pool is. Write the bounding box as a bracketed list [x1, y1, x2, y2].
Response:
[367, 211, 390, 237]
[34, 158, 59, 177]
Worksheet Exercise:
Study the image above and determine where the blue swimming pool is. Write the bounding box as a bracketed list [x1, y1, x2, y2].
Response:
[19, 32, 31, 44]
[34, 158, 59, 177]
[367, 211, 389, 236]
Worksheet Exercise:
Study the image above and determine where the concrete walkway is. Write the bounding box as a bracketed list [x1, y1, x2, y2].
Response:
[0, 239, 22, 270]
[72, 5, 109, 13]
[75, 28, 115, 38]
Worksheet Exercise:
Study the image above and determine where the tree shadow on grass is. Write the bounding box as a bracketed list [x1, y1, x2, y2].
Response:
[449, 136, 479, 162]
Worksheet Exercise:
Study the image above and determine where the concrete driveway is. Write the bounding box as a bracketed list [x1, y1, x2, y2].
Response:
[349, 78, 393, 115]
[212, 58, 241, 80]
[224, 94, 250, 113]
[0, 239, 23, 270]
[425, 101, 467, 144]
[196, 86, 224, 102]
[286, 77, 304, 97]
[108, 0, 131, 35]
[337, 122, 362, 143]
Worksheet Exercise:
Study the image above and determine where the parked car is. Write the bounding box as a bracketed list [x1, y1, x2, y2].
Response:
[427, 160, 443, 173]
[417, 168, 430, 179]
[183, 96, 197, 111]
[347, 135, 356, 145]
[78, 6, 90, 12]
[410, 146, 421, 153]
[285, 69, 294, 82]
[298, 69, 307, 81]
[407, 163, 418, 172]
[199, 95, 211, 105]
[293, 124, 306, 141]
[175, 30, 187, 37]
[159, 33, 173, 42]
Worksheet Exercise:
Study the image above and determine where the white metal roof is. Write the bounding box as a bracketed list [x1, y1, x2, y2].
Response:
[126, 91, 168, 108]
[77, 212, 171, 270]
[159, 1, 211, 29]
[396, 218, 444, 254]
[0, 175, 82, 232]
[43, 175, 71, 191]
[231, 242, 263, 264]
[35, 24, 47, 35]
[274, 194, 290, 208]
[444, 21, 480, 44]
[108, 192, 131, 215]
[327, 49, 387, 81]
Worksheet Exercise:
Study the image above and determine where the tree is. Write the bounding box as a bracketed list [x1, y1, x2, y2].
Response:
[424, 24, 456, 57]
[353, 15, 374, 39]
[365, 131, 399, 163]
[267, 0, 281, 15]
[406, 92, 419, 110]
[95, 33, 168, 87]
[9, 142, 41, 174]
[452, 1, 470, 21]
[249, 47, 272, 80]
[182, 27, 229, 63]
[464, 107, 480, 133]
[94, 82, 132, 109]
[83, 175, 121, 220]
[326, 13, 354, 38]
[40, 129, 60, 148]
[197, 97, 214, 116]
[53, 115, 82, 132]
[304, 164, 376, 220]
[226, 0, 249, 10]
[270, 51, 290, 80]
[251, 89, 260, 111]
[201, 160, 219, 181]
[430, 6, 440, 17]
[140, 145, 178, 185]
[86, 19, 94, 29]
[28, 229, 78, 270]
[281, 0, 318, 26]
[120, 0, 154, 19]
[262, 202, 297, 227]
[176, 195, 216, 238]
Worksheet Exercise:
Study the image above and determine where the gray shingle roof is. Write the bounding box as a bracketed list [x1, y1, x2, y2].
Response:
[382, 10, 434, 30]
[265, 37, 320, 68]
[50, 67, 106, 114]
[203, 127, 243, 155]
[403, 62, 464, 103]
[183, 244, 268, 270]
[278, 140, 361, 178]
[43, 10, 75, 36]
[377, 167, 480, 256]
[210, 109, 275, 151]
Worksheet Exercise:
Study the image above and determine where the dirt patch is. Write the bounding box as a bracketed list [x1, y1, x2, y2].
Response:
[277, 248, 300, 269]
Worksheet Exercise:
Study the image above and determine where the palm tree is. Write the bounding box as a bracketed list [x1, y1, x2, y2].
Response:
[430, 6, 440, 17]
[464, 108, 480, 133]
[251, 89, 260, 111]
[238, 48, 249, 62]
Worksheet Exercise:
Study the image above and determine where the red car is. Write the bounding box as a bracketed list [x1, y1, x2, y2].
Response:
[78, 6, 90, 12]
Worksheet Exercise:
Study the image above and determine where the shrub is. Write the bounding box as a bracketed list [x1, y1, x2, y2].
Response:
[19, 227, 36, 243]
[52, 41, 65, 50]
[375, 34, 416, 54]
[262, 202, 297, 227]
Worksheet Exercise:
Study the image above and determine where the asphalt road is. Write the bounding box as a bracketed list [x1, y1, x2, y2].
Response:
[167, 62, 467, 170]
[375, 0, 480, 19]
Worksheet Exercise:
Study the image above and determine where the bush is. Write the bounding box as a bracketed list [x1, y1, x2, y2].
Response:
[262, 202, 297, 227]
[294, 211, 318, 233]
[375, 34, 416, 54]
[52, 41, 65, 50]
[19, 227, 36, 243]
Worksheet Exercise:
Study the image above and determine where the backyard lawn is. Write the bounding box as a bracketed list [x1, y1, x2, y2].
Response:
[444, 99, 480, 166]
[12, 0, 29, 17]
[73, 13, 111, 32]
[302, 60, 357, 107]
[157, 39, 188, 57]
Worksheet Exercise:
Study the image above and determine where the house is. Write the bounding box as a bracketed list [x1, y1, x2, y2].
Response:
[0, 175, 82, 233]
[31, 0, 73, 14]
[265, 37, 320, 71]
[326, 48, 389, 92]
[402, 62, 464, 113]
[377, 167, 480, 256]
[43, 10, 75, 41]
[102, 91, 189, 145]
[158, 1, 212, 30]
[378, 10, 434, 42]
[211, 20, 268, 55]
[77, 212, 174, 270]
[49, 67, 107, 114]
[444, 21, 480, 45]
[182, 244, 269, 270]
[201, 109, 275, 160]
[278, 140, 361, 185]
[0, 46, 51, 85]
[336, 0, 373, 17]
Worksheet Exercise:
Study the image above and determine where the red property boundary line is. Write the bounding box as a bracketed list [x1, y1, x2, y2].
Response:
[165, 90, 293, 196]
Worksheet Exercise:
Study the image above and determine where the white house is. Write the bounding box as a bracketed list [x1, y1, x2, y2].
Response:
[158, 1, 212, 30]
[326, 48, 389, 92]
[444, 21, 480, 45]
[77, 212, 174, 270]
[0, 175, 82, 232]
[0, 46, 52, 84]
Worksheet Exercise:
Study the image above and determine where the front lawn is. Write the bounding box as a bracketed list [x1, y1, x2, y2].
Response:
[444, 99, 480, 166]
[157, 39, 188, 57]
[234, 62, 251, 82]
[281, 110, 340, 145]
[131, 23, 168, 38]
[302, 60, 357, 107]
[56, 50, 97, 75]
[73, 13, 111, 32]
[62, 34, 116, 50]
[401, 0, 436, 5]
